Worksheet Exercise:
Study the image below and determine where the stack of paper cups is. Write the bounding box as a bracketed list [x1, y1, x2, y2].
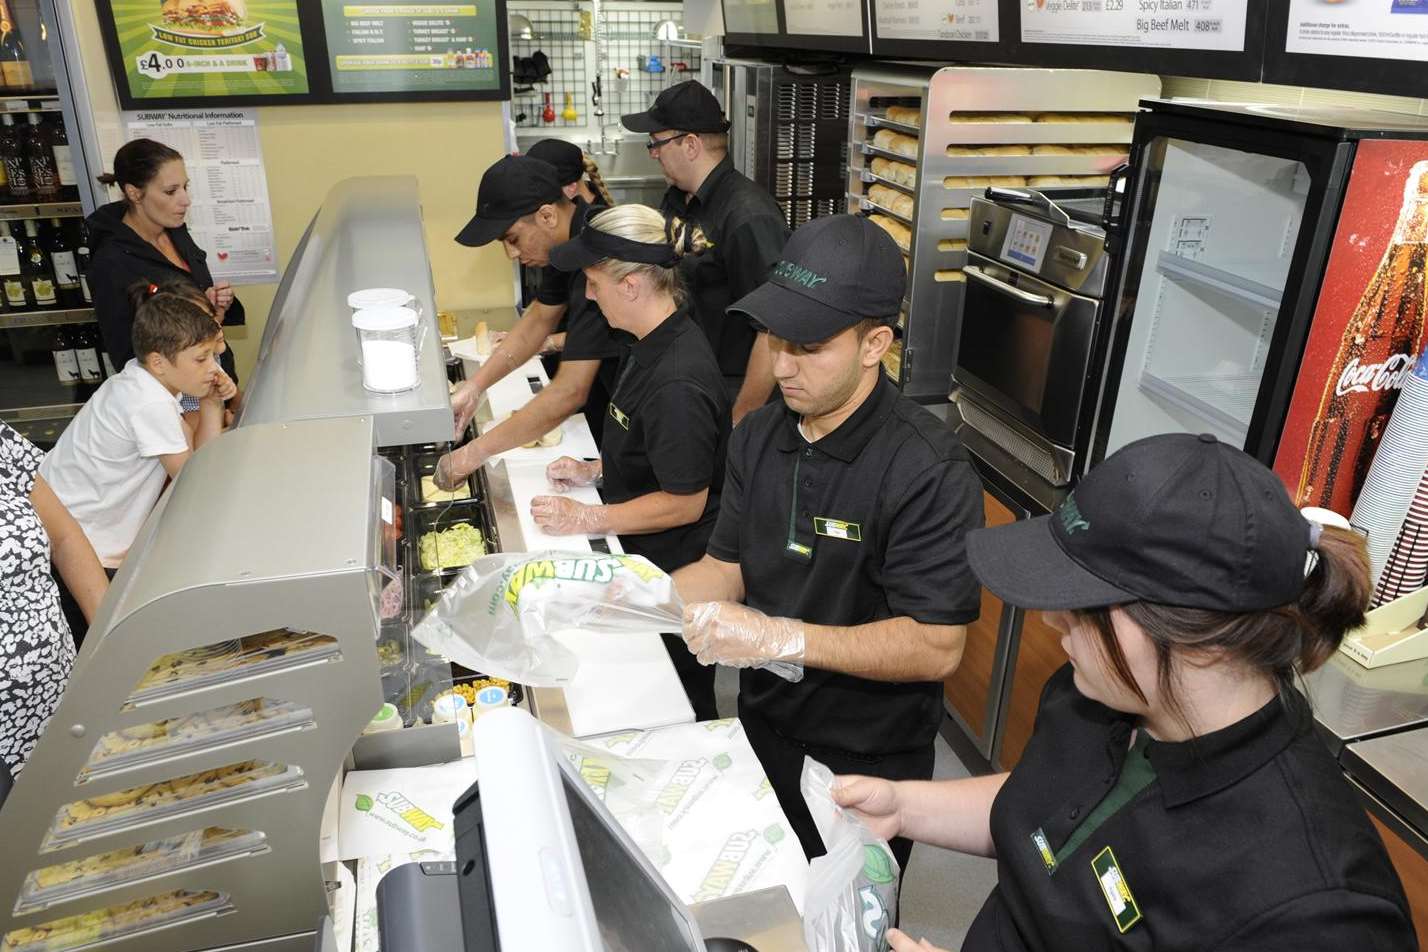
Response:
[1374, 464, 1428, 606]
[1350, 353, 1428, 590]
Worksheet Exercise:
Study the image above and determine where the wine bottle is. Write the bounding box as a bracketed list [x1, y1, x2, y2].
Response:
[74, 324, 101, 383]
[0, 113, 29, 199]
[23, 219, 55, 307]
[45, 217, 78, 305]
[51, 326, 79, 385]
[50, 116, 76, 194]
[0, 11, 31, 90]
[24, 113, 55, 198]
[75, 221, 91, 304]
[0, 220, 21, 309]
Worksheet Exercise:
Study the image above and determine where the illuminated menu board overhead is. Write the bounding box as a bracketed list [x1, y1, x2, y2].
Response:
[784, 0, 865, 38]
[1283, 0, 1428, 64]
[723, 0, 781, 35]
[1022, 0, 1249, 52]
[875, 0, 998, 43]
[320, 0, 505, 97]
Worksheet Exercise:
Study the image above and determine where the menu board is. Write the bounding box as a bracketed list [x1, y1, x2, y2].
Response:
[320, 0, 502, 95]
[1022, 0, 1248, 52]
[1283, 0, 1428, 63]
[723, 0, 781, 35]
[875, 0, 998, 42]
[784, 0, 864, 37]
[99, 0, 311, 102]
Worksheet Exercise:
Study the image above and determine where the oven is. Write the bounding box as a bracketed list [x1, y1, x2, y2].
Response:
[953, 189, 1113, 486]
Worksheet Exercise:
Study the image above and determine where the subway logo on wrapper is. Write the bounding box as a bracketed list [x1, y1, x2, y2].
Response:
[497, 554, 668, 612]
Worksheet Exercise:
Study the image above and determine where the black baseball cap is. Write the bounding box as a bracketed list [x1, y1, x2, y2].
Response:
[622, 80, 731, 134]
[728, 215, 905, 344]
[525, 139, 584, 186]
[456, 155, 563, 247]
[967, 433, 1314, 613]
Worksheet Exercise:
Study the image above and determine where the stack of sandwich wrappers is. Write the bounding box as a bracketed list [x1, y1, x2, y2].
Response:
[325, 551, 903, 950]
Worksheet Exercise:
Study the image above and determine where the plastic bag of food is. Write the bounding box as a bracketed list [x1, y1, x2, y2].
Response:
[409, 550, 682, 686]
[800, 757, 900, 952]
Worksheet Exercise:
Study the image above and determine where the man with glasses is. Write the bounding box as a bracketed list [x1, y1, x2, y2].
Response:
[623, 80, 789, 424]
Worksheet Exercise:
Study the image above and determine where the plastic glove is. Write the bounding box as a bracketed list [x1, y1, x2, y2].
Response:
[832, 775, 904, 843]
[682, 601, 805, 682]
[434, 444, 483, 492]
[530, 495, 608, 535]
[451, 382, 483, 438]
[546, 456, 600, 492]
[887, 929, 949, 952]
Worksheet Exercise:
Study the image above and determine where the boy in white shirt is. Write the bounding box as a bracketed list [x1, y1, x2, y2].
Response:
[41, 282, 235, 569]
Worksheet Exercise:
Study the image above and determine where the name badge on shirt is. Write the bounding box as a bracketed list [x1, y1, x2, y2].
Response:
[1091, 846, 1142, 933]
[1030, 828, 1057, 875]
[814, 517, 862, 542]
[608, 403, 631, 430]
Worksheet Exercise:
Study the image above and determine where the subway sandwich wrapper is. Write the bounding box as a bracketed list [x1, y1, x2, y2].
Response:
[410, 551, 685, 687]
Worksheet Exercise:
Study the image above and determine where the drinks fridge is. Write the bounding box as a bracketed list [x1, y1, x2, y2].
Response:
[0, 0, 105, 448]
[1088, 100, 1428, 518]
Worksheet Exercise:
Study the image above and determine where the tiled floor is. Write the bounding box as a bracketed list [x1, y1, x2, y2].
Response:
[713, 666, 999, 949]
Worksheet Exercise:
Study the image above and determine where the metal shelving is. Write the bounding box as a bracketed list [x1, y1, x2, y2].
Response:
[0, 306, 94, 329]
[847, 65, 1160, 402]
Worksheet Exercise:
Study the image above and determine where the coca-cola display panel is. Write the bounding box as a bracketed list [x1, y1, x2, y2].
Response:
[1274, 140, 1428, 517]
[1089, 101, 1428, 493]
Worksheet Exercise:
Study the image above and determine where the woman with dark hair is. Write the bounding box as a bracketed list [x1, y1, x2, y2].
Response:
[86, 138, 245, 412]
[525, 138, 615, 207]
[837, 433, 1415, 952]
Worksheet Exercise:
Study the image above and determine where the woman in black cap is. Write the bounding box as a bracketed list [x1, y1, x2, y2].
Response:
[525, 138, 614, 207]
[837, 433, 1413, 951]
[529, 204, 731, 720]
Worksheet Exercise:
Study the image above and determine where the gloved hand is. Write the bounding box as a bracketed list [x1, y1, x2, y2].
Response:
[530, 494, 608, 535]
[546, 456, 601, 492]
[682, 602, 805, 682]
[451, 381, 483, 439]
[434, 443, 484, 492]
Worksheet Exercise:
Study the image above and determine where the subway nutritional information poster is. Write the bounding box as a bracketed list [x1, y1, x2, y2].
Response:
[321, 0, 502, 95]
[101, 0, 310, 101]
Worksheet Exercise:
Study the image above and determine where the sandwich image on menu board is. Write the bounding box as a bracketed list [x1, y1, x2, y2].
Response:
[159, 0, 248, 31]
[100, 0, 309, 100]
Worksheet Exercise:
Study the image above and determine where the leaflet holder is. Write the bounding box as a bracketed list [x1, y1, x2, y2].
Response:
[1340, 586, 1428, 669]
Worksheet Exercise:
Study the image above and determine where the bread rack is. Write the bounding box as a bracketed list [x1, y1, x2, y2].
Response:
[846, 64, 1160, 402]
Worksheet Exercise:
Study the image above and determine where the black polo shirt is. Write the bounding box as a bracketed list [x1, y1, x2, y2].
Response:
[707, 376, 983, 754]
[536, 199, 625, 439]
[969, 664, 1414, 951]
[660, 155, 789, 377]
[601, 307, 730, 572]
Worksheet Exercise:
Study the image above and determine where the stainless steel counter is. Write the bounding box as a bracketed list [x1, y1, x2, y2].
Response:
[237, 176, 454, 447]
[1343, 730, 1428, 849]
[1303, 650, 1428, 755]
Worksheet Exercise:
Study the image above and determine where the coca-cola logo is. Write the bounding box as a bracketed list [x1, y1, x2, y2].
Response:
[1335, 353, 1416, 396]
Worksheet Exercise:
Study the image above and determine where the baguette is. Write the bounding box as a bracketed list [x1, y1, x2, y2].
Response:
[943, 174, 1028, 188]
[886, 104, 923, 126]
[1032, 112, 1133, 124]
[872, 129, 899, 151]
[868, 184, 913, 219]
[1074, 145, 1129, 156]
[868, 214, 911, 252]
[1030, 144, 1078, 155]
[1027, 174, 1111, 187]
[947, 111, 1032, 123]
[945, 144, 1032, 156]
[891, 132, 920, 158]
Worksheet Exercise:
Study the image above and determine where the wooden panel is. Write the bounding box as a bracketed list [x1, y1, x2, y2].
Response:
[943, 492, 1016, 742]
[999, 610, 1069, 770]
[1370, 813, 1428, 947]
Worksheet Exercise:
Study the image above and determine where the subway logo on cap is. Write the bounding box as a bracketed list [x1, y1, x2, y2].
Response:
[773, 260, 828, 289]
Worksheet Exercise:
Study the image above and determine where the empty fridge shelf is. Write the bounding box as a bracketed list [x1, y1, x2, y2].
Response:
[1156, 252, 1283, 310]
[1138, 370, 1259, 437]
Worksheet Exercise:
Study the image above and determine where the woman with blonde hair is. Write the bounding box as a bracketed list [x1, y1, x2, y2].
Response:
[531, 204, 731, 719]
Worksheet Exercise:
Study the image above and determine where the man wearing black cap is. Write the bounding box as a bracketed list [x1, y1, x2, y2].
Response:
[438, 154, 624, 487]
[622, 79, 789, 423]
[672, 215, 984, 870]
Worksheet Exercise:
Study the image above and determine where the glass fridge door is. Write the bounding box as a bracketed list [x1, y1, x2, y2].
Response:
[1100, 137, 1314, 456]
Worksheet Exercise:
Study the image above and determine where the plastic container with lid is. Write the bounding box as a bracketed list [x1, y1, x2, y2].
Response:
[347, 287, 414, 312]
[353, 306, 420, 394]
